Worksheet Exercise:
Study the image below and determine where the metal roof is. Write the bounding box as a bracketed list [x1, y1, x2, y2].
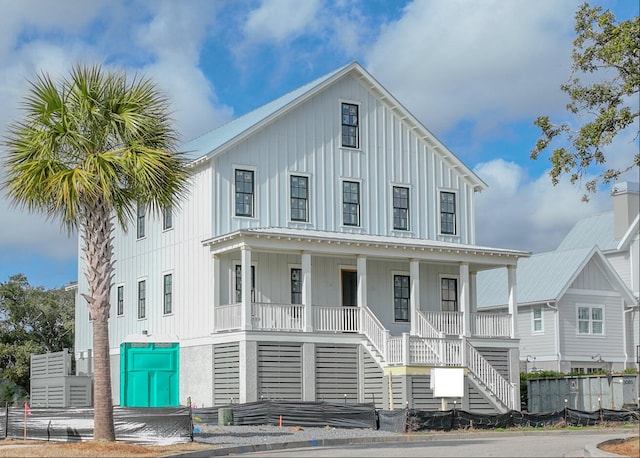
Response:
[556, 212, 617, 251]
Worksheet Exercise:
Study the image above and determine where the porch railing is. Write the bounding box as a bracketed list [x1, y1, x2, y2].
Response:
[252, 303, 304, 331]
[421, 311, 463, 335]
[472, 313, 512, 338]
[466, 342, 515, 410]
[313, 306, 359, 332]
[416, 310, 444, 339]
[214, 303, 242, 331]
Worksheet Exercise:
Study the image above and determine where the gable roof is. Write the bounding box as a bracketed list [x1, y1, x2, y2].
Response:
[556, 212, 617, 251]
[476, 246, 636, 308]
[181, 61, 487, 190]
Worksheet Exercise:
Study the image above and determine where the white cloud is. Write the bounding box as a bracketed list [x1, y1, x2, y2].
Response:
[365, 0, 578, 138]
[243, 0, 321, 43]
[474, 159, 610, 253]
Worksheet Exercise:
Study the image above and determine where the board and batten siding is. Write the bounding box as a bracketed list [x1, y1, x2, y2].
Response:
[74, 164, 214, 357]
[211, 74, 476, 244]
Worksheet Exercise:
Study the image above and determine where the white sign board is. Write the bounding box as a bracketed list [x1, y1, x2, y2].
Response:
[431, 367, 464, 398]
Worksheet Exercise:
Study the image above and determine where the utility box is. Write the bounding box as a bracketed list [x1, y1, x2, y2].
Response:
[30, 349, 92, 407]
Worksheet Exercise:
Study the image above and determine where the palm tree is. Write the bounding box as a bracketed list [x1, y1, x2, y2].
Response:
[2, 64, 190, 441]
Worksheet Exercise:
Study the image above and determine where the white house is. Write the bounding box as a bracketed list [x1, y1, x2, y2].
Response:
[477, 182, 640, 374]
[74, 62, 529, 413]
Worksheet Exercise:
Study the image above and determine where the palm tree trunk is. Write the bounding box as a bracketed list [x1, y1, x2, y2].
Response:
[81, 198, 116, 441]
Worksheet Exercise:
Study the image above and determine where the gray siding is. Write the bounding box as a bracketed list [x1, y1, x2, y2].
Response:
[517, 305, 557, 360]
[362, 348, 384, 408]
[257, 343, 302, 400]
[213, 343, 240, 405]
[315, 344, 359, 403]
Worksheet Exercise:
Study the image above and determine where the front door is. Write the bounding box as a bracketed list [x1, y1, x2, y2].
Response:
[341, 270, 357, 307]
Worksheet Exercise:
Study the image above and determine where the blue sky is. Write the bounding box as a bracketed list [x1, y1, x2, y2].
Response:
[0, 0, 638, 290]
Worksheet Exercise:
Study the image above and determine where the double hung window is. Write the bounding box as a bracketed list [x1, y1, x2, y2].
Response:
[393, 186, 409, 230]
[440, 191, 456, 235]
[343, 181, 360, 226]
[290, 175, 309, 222]
[235, 169, 254, 217]
[394, 275, 410, 322]
[341, 103, 359, 148]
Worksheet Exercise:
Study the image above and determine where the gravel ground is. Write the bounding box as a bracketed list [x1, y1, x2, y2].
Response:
[193, 424, 400, 448]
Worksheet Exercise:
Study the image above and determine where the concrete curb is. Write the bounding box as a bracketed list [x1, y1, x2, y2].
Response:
[585, 438, 635, 457]
[175, 428, 638, 457]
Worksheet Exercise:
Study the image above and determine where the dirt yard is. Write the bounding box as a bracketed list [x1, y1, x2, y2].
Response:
[599, 435, 640, 457]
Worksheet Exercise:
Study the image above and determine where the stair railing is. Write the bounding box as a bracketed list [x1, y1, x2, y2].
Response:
[466, 342, 515, 410]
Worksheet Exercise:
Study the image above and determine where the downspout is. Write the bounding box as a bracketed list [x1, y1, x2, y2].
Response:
[546, 301, 561, 371]
[623, 305, 638, 369]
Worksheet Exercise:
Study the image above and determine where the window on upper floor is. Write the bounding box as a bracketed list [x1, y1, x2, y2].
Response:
[441, 277, 458, 311]
[532, 307, 543, 333]
[163, 273, 173, 315]
[116, 285, 124, 316]
[290, 175, 309, 222]
[393, 186, 410, 231]
[235, 169, 254, 217]
[440, 191, 457, 235]
[577, 305, 604, 335]
[137, 279, 146, 319]
[163, 205, 173, 231]
[341, 103, 359, 148]
[235, 264, 256, 303]
[393, 274, 410, 322]
[343, 181, 360, 227]
[137, 204, 146, 239]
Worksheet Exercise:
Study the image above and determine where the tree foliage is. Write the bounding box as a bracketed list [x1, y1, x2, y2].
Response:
[0, 274, 74, 397]
[1, 64, 190, 440]
[531, 2, 639, 199]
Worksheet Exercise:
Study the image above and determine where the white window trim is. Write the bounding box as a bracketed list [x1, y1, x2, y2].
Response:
[162, 205, 174, 232]
[232, 260, 258, 304]
[437, 188, 460, 237]
[391, 270, 411, 324]
[162, 270, 174, 316]
[340, 177, 364, 229]
[438, 273, 460, 312]
[287, 171, 312, 225]
[115, 283, 125, 317]
[339, 98, 362, 151]
[137, 277, 148, 321]
[390, 182, 412, 233]
[531, 306, 544, 334]
[576, 304, 605, 337]
[232, 165, 258, 220]
[136, 204, 146, 240]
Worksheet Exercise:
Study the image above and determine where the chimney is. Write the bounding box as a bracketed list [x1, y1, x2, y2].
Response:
[612, 182, 640, 240]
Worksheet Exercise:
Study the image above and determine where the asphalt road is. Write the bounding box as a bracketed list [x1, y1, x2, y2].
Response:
[236, 430, 635, 457]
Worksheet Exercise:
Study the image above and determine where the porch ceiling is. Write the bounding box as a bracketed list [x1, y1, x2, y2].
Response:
[202, 228, 530, 269]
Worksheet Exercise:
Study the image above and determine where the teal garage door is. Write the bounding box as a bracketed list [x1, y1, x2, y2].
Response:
[120, 342, 179, 407]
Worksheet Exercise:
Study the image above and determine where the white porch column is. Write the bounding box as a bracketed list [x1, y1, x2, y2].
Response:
[241, 247, 252, 331]
[212, 254, 220, 308]
[302, 251, 313, 332]
[507, 265, 518, 338]
[410, 259, 420, 335]
[459, 262, 470, 337]
[357, 255, 367, 333]
[469, 270, 477, 335]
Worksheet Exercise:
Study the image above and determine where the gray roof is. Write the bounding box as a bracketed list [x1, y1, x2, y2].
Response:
[477, 247, 595, 308]
[556, 212, 617, 251]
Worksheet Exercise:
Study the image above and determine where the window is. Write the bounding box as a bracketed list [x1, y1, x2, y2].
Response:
[163, 273, 173, 315]
[440, 191, 456, 235]
[290, 175, 309, 222]
[235, 265, 255, 303]
[137, 204, 146, 239]
[393, 186, 409, 230]
[578, 305, 604, 335]
[393, 275, 410, 322]
[137, 279, 146, 319]
[441, 277, 458, 311]
[341, 103, 359, 148]
[291, 268, 302, 304]
[235, 169, 254, 217]
[163, 205, 173, 230]
[343, 181, 360, 226]
[116, 285, 124, 316]
[532, 307, 543, 333]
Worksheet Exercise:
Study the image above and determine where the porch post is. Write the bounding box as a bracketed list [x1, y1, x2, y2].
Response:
[212, 254, 220, 308]
[357, 255, 367, 333]
[459, 262, 470, 337]
[302, 251, 313, 332]
[507, 265, 518, 338]
[469, 270, 477, 335]
[410, 259, 420, 335]
[241, 246, 252, 331]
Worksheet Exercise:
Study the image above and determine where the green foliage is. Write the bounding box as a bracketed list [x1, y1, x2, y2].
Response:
[0, 274, 75, 393]
[531, 2, 639, 199]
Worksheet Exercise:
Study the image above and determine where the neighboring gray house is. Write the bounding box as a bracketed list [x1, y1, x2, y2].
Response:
[478, 183, 640, 374]
[74, 62, 529, 413]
